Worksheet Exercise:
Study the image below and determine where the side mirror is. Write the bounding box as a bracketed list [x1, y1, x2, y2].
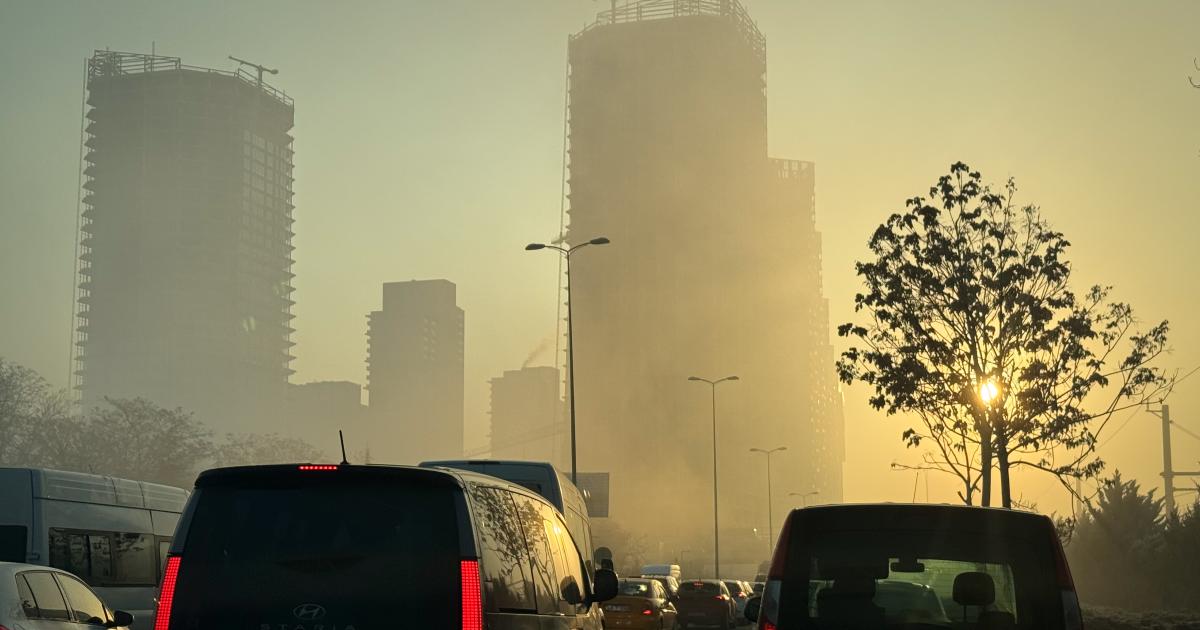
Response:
[744, 595, 761, 622]
[590, 567, 619, 604]
[109, 610, 135, 628]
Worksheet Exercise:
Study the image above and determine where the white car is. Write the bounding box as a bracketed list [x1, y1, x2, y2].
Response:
[0, 562, 134, 629]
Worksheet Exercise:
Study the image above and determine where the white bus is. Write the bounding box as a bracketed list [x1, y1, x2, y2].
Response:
[0, 467, 188, 630]
[421, 459, 597, 575]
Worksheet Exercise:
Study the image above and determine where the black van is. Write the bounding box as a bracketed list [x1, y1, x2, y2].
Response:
[747, 504, 1084, 630]
[152, 464, 617, 629]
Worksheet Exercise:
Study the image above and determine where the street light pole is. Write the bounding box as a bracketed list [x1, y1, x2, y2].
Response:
[750, 446, 786, 553]
[790, 490, 819, 507]
[526, 236, 610, 483]
[689, 374, 739, 578]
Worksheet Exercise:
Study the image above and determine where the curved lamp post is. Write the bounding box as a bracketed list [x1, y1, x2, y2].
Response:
[688, 374, 739, 578]
[525, 236, 609, 483]
[750, 446, 787, 553]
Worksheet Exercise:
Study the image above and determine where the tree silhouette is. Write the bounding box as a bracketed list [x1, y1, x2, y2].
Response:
[837, 163, 1173, 507]
[1069, 472, 1165, 608]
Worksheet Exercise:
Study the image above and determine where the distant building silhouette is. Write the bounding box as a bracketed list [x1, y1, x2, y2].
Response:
[285, 381, 367, 455]
[72, 51, 295, 430]
[366, 280, 464, 463]
[489, 365, 567, 467]
[565, 0, 845, 550]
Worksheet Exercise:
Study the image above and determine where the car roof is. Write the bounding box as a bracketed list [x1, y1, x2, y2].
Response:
[194, 463, 555, 508]
[788, 503, 1050, 532]
[0, 562, 73, 580]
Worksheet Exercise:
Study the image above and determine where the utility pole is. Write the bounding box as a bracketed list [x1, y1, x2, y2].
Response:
[1149, 404, 1176, 520]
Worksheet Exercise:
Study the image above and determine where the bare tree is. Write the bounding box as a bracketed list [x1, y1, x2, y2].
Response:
[838, 163, 1173, 507]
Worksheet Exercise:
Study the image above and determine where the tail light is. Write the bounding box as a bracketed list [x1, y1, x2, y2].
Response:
[461, 559, 483, 630]
[153, 556, 182, 630]
[714, 594, 730, 601]
[298, 464, 338, 471]
[1050, 526, 1084, 630]
[641, 607, 654, 616]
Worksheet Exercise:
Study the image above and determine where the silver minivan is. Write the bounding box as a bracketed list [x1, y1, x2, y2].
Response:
[154, 463, 618, 629]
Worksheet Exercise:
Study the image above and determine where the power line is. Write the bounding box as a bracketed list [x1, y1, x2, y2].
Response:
[1173, 421, 1200, 443]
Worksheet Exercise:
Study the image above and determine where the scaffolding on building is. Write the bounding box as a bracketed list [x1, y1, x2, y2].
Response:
[572, 0, 765, 64]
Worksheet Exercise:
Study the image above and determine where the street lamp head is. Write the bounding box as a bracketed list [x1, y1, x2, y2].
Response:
[589, 236, 611, 245]
[525, 243, 547, 251]
[688, 376, 703, 381]
[725, 375, 740, 382]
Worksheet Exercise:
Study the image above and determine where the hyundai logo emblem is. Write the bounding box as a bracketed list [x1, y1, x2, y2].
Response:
[293, 604, 327, 621]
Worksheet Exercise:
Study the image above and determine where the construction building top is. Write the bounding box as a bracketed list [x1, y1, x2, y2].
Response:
[86, 50, 293, 108]
[573, 0, 765, 64]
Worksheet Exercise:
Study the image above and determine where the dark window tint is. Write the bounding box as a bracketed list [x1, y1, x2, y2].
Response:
[112, 532, 156, 585]
[57, 573, 110, 625]
[680, 581, 722, 595]
[0, 524, 26, 562]
[23, 571, 71, 621]
[49, 529, 113, 585]
[172, 478, 461, 629]
[16, 574, 38, 618]
[511, 493, 559, 614]
[469, 485, 536, 612]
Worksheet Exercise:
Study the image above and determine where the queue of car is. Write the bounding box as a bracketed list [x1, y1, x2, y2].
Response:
[2, 464, 1086, 630]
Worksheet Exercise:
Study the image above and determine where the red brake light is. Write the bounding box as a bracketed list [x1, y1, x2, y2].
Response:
[461, 559, 482, 630]
[298, 464, 338, 471]
[714, 594, 729, 601]
[641, 608, 654, 616]
[154, 556, 181, 630]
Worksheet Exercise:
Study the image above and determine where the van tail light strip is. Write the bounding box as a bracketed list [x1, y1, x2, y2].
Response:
[297, 464, 339, 471]
[461, 559, 483, 630]
[154, 555, 182, 630]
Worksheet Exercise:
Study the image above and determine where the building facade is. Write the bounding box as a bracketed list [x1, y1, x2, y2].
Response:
[489, 366, 567, 468]
[73, 51, 295, 431]
[366, 280, 465, 463]
[564, 0, 844, 559]
[285, 381, 367, 457]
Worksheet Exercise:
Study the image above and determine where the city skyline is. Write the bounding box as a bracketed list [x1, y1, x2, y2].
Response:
[1, 1, 1197, 516]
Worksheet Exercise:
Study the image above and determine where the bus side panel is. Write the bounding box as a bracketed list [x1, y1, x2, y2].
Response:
[0, 468, 34, 561]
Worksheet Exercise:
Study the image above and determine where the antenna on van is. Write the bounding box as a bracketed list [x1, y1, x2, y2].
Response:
[338, 430, 350, 465]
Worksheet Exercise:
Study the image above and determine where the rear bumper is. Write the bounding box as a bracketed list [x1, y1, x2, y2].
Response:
[605, 614, 663, 630]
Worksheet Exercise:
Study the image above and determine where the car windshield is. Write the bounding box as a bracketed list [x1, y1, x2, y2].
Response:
[778, 514, 1064, 629]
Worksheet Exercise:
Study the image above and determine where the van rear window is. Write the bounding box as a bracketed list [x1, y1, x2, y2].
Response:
[171, 479, 461, 629]
[777, 517, 1064, 629]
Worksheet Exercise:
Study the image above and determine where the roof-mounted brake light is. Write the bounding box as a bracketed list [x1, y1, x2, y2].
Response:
[298, 465, 339, 471]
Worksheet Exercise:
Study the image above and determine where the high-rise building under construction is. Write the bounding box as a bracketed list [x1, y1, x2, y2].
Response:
[565, 0, 845, 564]
[72, 51, 295, 430]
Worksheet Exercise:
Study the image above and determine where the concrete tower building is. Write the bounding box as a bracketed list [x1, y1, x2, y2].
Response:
[565, 0, 844, 562]
[489, 366, 566, 468]
[72, 51, 295, 431]
[366, 280, 465, 463]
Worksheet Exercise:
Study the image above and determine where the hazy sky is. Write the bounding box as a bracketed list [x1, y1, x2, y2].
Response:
[2, 1, 1198, 515]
